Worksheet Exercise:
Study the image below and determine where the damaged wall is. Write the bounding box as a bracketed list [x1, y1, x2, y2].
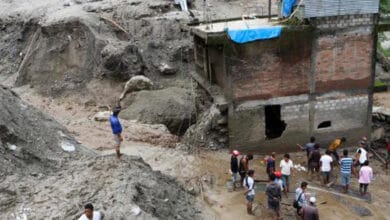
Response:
[194, 15, 377, 152]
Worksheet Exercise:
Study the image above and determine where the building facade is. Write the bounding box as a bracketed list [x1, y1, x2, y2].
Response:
[192, 0, 380, 153]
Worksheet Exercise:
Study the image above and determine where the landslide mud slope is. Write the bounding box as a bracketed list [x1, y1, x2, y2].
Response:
[0, 86, 204, 219]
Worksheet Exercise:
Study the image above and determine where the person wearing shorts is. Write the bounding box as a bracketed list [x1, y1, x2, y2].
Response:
[110, 106, 123, 159]
[339, 149, 354, 193]
[230, 150, 240, 190]
[320, 150, 333, 184]
[244, 170, 255, 215]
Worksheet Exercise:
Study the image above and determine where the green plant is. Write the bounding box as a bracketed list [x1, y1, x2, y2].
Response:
[380, 0, 390, 13]
[374, 79, 387, 87]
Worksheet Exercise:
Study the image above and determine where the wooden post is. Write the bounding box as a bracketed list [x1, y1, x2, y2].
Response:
[268, 0, 271, 20]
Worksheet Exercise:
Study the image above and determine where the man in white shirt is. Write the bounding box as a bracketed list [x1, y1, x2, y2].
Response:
[280, 153, 293, 192]
[244, 169, 255, 215]
[320, 150, 333, 184]
[356, 141, 368, 167]
[79, 203, 102, 220]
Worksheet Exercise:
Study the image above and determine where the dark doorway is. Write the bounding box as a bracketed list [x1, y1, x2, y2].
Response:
[317, 121, 331, 129]
[265, 105, 286, 139]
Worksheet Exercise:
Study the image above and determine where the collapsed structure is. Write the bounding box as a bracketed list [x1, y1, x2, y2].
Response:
[192, 0, 380, 152]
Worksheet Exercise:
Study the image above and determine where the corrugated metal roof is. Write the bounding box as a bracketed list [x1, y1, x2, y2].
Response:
[304, 0, 379, 18]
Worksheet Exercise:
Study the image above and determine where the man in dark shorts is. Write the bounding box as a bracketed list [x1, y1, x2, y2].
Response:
[264, 152, 276, 175]
[266, 173, 281, 219]
[239, 154, 253, 187]
[110, 106, 123, 159]
[308, 144, 321, 179]
[244, 170, 255, 215]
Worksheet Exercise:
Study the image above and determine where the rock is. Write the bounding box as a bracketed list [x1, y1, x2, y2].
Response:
[158, 63, 177, 75]
[120, 87, 196, 135]
[93, 111, 111, 121]
[102, 43, 145, 80]
[182, 105, 227, 149]
[119, 75, 153, 100]
[148, 2, 171, 13]
[371, 126, 385, 141]
[217, 117, 227, 125]
[123, 120, 179, 147]
[84, 100, 97, 107]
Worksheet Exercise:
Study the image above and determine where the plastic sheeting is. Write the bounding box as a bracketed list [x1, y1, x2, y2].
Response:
[283, 0, 296, 17]
[227, 26, 282, 44]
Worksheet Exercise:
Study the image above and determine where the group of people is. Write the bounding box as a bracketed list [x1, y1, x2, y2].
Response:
[230, 135, 376, 219]
[297, 136, 374, 195]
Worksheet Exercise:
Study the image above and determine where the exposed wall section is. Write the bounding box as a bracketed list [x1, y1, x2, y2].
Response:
[227, 28, 313, 101]
[314, 27, 373, 93]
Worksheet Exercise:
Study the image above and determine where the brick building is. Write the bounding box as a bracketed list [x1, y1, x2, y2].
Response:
[191, 0, 380, 152]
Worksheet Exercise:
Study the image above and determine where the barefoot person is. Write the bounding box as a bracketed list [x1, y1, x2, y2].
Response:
[239, 154, 254, 187]
[110, 106, 123, 159]
[244, 170, 255, 215]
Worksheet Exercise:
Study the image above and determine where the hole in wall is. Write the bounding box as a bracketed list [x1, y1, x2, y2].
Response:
[317, 120, 331, 129]
[264, 105, 286, 140]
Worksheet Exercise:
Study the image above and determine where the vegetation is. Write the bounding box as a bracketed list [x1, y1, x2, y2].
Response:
[375, 79, 387, 87]
[381, 0, 390, 13]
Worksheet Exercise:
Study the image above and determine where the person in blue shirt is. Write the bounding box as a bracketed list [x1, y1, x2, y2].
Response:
[110, 106, 123, 159]
[339, 149, 354, 193]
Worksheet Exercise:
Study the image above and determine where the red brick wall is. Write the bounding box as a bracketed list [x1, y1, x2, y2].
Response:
[229, 30, 312, 101]
[315, 32, 373, 92]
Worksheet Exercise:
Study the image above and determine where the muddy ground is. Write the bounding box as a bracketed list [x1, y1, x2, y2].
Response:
[1, 0, 390, 219]
[12, 86, 390, 220]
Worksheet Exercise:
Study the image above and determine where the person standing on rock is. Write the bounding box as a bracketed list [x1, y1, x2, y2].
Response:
[280, 153, 293, 192]
[239, 154, 254, 187]
[79, 203, 102, 220]
[110, 106, 123, 159]
[244, 169, 256, 215]
[230, 150, 240, 191]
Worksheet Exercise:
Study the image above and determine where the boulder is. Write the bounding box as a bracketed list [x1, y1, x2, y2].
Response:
[158, 62, 177, 75]
[101, 43, 145, 80]
[120, 87, 196, 135]
[119, 75, 153, 100]
[93, 111, 111, 121]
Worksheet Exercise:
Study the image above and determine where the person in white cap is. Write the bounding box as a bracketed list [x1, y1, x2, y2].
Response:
[230, 150, 240, 191]
[300, 197, 319, 220]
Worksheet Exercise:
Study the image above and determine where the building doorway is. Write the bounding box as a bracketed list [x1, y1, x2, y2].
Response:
[265, 105, 286, 139]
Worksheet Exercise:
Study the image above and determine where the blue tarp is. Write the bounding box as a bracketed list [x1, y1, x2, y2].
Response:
[282, 0, 296, 17]
[227, 26, 282, 44]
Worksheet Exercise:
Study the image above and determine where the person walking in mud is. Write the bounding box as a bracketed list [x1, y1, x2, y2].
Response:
[339, 149, 354, 193]
[230, 150, 240, 191]
[244, 169, 256, 215]
[266, 173, 282, 219]
[297, 136, 316, 162]
[320, 150, 333, 185]
[308, 144, 321, 179]
[359, 160, 373, 196]
[300, 197, 319, 220]
[239, 154, 253, 187]
[110, 106, 123, 159]
[328, 137, 346, 163]
[264, 152, 276, 176]
[280, 153, 293, 192]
